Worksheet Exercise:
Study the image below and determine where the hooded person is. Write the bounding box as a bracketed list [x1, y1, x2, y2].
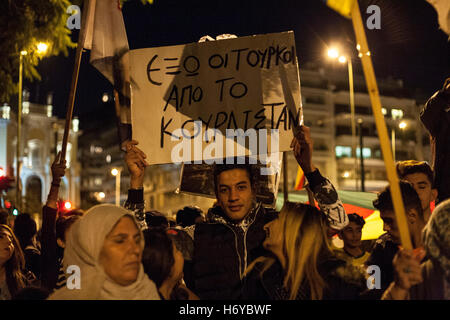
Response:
[48, 204, 160, 300]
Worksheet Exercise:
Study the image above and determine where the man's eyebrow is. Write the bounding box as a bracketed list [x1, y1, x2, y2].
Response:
[236, 181, 249, 185]
[417, 181, 428, 186]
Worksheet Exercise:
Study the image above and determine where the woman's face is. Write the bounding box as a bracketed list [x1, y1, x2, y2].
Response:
[169, 242, 184, 283]
[263, 215, 284, 255]
[99, 216, 142, 286]
[0, 229, 14, 266]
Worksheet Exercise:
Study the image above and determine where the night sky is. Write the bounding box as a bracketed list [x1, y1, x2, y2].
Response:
[30, 0, 449, 129]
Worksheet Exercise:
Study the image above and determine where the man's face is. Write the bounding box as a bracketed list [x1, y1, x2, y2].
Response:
[403, 173, 437, 212]
[216, 169, 255, 221]
[340, 221, 363, 249]
[380, 209, 400, 244]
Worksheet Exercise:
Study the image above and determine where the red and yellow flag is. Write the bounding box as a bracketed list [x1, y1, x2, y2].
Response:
[294, 166, 305, 191]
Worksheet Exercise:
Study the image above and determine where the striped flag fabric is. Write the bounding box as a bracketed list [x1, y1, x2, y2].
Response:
[294, 166, 305, 190]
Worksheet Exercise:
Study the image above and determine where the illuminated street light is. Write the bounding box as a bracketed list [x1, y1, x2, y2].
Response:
[111, 168, 122, 205]
[102, 93, 109, 103]
[399, 121, 407, 130]
[36, 42, 49, 54]
[327, 48, 339, 59]
[327, 44, 357, 190]
[338, 55, 347, 63]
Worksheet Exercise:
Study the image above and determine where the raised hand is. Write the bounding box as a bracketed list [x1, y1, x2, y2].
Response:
[124, 140, 149, 189]
[51, 152, 66, 186]
[290, 125, 315, 174]
[392, 248, 424, 291]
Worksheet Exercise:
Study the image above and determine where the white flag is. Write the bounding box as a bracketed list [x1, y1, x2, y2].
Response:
[79, 0, 132, 149]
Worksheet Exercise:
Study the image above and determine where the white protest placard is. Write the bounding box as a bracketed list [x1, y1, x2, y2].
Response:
[130, 31, 302, 166]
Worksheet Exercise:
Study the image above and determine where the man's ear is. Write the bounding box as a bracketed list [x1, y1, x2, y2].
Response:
[431, 188, 438, 203]
[57, 238, 65, 249]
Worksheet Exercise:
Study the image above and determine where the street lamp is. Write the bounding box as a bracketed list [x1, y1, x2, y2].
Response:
[327, 46, 357, 190]
[111, 167, 122, 206]
[16, 42, 49, 211]
[392, 121, 407, 162]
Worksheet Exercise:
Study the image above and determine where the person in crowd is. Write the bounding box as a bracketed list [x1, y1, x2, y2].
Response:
[420, 77, 450, 205]
[365, 180, 427, 295]
[336, 213, 371, 267]
[176, 206, 204, 228]
[13, 213, 41, 281]
[48, 204, 160, 300]
[242, 202, 366, 300]
[0, 224, 29, 300]
[53, 215, 80, 290]
[396, 160, 437, 222]
[12, 286, 50, 300]
[382, 198, 450, 300]
[122, 125, 348, 299]
[142, 228, 199, 300]
[40, 151, 67, 291]
[145, 210, 170, 229]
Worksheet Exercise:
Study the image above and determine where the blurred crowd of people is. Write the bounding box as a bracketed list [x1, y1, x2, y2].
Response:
[0, 78, 449, 301]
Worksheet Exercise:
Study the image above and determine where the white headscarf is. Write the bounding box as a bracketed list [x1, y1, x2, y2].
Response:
[48, 204, 160, 300]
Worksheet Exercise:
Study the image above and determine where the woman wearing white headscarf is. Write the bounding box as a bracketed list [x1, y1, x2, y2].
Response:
[383, 198, 450, 300]
[48, 204, 160, 300]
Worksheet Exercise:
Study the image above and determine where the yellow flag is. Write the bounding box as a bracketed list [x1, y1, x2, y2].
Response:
[326, 0, 357, 19]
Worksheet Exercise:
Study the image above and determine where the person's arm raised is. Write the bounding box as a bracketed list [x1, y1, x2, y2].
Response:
[291, 125, 348, 231]
[123, 140, 149, 229]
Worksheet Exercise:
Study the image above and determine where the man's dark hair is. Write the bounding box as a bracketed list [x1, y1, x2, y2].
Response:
[56, 215, 80, 242]
[13, 213, 37, 250]
[213, 158, 256, 196]
[347, 213, 365, 227]
[373, 180, 424, 220]
[145, 210, 169, 230]
[396, 160, 434, 187]
[176, 206, 203, 227]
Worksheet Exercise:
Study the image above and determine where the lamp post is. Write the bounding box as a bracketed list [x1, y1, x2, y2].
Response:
[327, 47, 357, 190]
[392, 121, 407, 162]
[358, 118, 365, 192]
[15, 42, 48, 211]
[111, 167, 122, 206]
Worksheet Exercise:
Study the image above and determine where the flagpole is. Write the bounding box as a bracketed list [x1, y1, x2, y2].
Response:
[350, 1, 412, 249]
[60, 0, 92, 164]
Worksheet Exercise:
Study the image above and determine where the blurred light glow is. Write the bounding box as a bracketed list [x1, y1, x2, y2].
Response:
[343, 171, 350, 178]
[0, 167, 5, 177]
[399, 121, 407, 129]
[37, 42, 48, 54]
[102, 93, 109, 103]
[111, 168, 119, 176]
[338, 56, 347, 63]
[64, 201, 72, 210]
[327, 48, 339, 59]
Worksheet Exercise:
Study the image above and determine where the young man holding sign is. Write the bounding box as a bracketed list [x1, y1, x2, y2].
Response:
[123, 125, 348, 299]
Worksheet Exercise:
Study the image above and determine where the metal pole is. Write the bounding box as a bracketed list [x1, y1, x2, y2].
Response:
[348, 59, 357, 191]
[282, 153, 288, 204]
[115, 169, 121, 206]
[358, 119, 365, 192]
[16, 53, 24, 211]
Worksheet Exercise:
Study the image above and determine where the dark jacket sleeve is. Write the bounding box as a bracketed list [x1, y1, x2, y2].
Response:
[420, 89, 450, 137]
[305, 169, 348, 230]
[40, 205, 59, 291]
[123, 188, 147, 230]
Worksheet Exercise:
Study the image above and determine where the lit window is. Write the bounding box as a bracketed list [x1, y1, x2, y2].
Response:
[106, 155, 111, 163]
[335, 146, 352, 158]
[94, 178, 102, 185]
[95, 147, 103, 153]
[381, 108, 387, 115]
[72, 118, 79, 132]
[391, 109, 404, 120]
[47, 105, 53, 117]
[22, 101, 30, 115]
[356, 147, 372, 158]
